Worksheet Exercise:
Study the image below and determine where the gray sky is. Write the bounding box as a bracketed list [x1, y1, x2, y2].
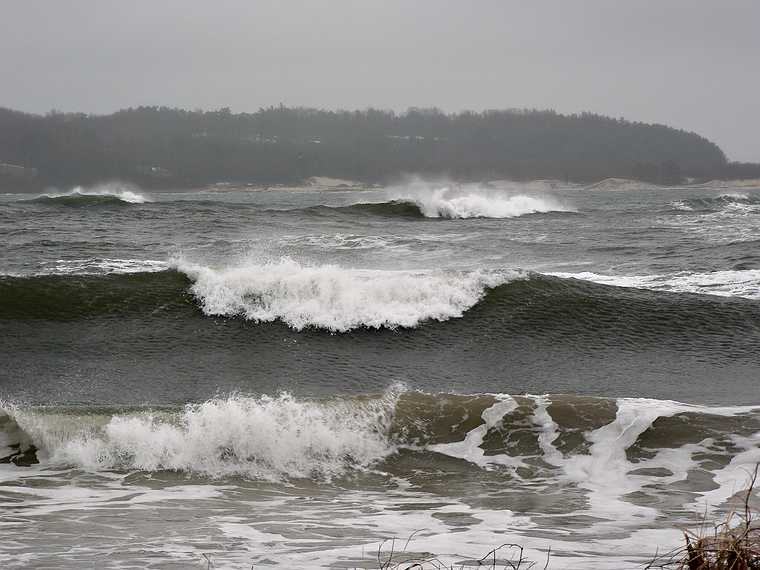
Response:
[2, 0, 758, 161]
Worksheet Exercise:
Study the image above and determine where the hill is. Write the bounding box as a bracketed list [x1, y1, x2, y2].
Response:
[1, 105, 755, 191]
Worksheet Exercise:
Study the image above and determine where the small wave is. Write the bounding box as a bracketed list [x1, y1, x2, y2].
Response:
[671, 193, 760, 213]
[585, 178, 656, 191]
[174, 257, 521, 331]
[26, 183, 149, 206]
[36, 258, 168, 276]
[550, 269, 760, 300]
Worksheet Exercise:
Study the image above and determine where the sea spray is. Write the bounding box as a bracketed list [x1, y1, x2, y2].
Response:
[174, 256, 521, 331]
[387, 184, 574, 219]
[4, 390, 403, 479]
[28, 182, 150, 205]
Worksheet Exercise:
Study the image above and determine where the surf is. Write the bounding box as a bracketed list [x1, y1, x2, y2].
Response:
[23, 183, 150, 206]
[173, 257, 522, 331]
[3, 391, 759, 512]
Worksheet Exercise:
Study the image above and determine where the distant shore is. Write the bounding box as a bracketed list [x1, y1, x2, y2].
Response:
[4, 175, 760, 195]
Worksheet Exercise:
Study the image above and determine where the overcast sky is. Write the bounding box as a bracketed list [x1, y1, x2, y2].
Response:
[2, 1, 758, 161]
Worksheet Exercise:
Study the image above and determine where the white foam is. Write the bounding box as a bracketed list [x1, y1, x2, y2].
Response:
[428, 396, 522, 468]
[39, 183, 149, 203]
[550, 269, 760, 300]
[175, 257, 520, 331]
[10, 392, 400, 480]
[529, 395, 564, 466]
[696, 431, 760, 513]
[553, 398, 760, 528]
[39, 258, 167, 275]
[388, 182, 574, 219]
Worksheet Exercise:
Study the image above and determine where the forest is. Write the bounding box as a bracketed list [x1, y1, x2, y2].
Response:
[1, 105, 757, 191]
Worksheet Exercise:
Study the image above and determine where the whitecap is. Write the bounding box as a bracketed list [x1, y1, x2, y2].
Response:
[174, 256, 521, 331]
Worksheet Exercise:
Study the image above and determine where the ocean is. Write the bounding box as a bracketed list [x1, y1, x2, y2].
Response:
[1, 178, 759, 568]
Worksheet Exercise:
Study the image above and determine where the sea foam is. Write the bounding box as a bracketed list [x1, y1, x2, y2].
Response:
[388, 184, 574, 219]
[175, 257, 519, 331]
[5, 392, 400, 480]
[550, 269, 760, 300]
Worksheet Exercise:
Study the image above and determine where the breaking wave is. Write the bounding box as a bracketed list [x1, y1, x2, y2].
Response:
[0, 391, 400, 479]
[3, 391, 759, 498]
[386, 186, 575, 219]
[3, 262, 760, 339]
[25, 184, 149, 206]
[175, 257, 521, 331]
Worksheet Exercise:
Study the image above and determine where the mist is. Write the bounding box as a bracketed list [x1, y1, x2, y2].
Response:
[1, 0, 758, 161]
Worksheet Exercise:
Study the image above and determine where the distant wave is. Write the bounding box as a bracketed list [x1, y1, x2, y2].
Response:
[175, 257, 521, 331]
[670, 193, 760, 213]
[387, 186, 576, 218]
[550, 268, 760, 300]
[304, 195, 575, 220]
[324, 200, 428, 218]
[585, 178, 656, 191]
[3, 391, 758, 485]
[25, 184, 149, 206]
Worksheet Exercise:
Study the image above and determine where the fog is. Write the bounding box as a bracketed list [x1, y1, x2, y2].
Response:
[2, 0, 758, 160]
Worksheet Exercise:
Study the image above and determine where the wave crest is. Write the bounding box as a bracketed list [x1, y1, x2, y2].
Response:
[175, 257, 520, 331]
[4, 393, 759, 488]
[27, 183, 149, 206]
[386, 184, 574, 219]
[671, 193, 760, 213]
[2, 391, 400, 479]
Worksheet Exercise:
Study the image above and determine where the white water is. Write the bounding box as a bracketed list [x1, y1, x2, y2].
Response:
[388, 183, 574, 218]
[39, 258, 168, 275]
[175, 256, 520, 331]
[551, 268, 760, 299]
[427, 396, 522, 468]
[3, 392, 399, 480]
[3, 394, 760, 568]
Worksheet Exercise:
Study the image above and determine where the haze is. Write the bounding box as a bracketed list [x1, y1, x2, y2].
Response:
[2, 0, 758, 161]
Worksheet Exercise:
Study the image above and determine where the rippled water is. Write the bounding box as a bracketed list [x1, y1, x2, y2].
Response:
[1, 179, 759, 568]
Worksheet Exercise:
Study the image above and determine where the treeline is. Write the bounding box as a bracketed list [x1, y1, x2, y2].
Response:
[0, 105, 756, 190]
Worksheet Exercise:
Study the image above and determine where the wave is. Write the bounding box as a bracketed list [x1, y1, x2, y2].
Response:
[3, 391, 759, 492]
[3, 263, 759, 335]
[671, 193, 760, 213]
[585, 178, 657, 191]
[24, 183, 150, 206]
[387, 186, 575, 219]
[550, 269, 760, 300]
[342, 200, 428, 218]
[176, 258, 521, 331]
[37, 258, 168, 276]
[0, 391, 400, 479]
[304, 196, 575, 220]
[0, 269, 194, 319]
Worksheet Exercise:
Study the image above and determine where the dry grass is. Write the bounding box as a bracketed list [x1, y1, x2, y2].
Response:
[371, 534, 550, 570]
[648, 465, 760, 570]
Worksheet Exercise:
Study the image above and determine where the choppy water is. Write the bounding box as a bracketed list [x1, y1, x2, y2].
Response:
[1, 179, 759, 568]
